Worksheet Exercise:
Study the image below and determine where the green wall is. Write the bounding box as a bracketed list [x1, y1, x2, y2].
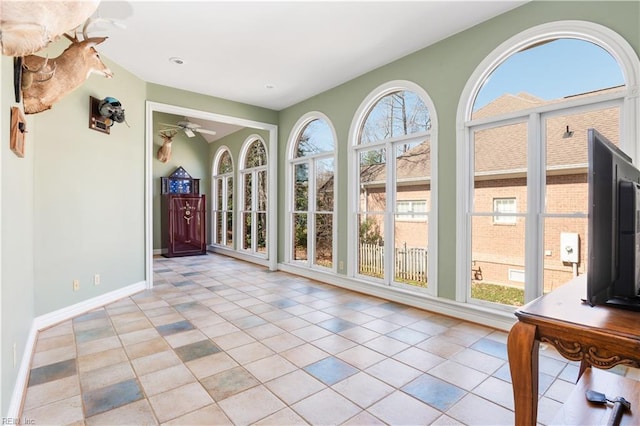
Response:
[1, 55, 36, 416]
[276, 0, 640, 299]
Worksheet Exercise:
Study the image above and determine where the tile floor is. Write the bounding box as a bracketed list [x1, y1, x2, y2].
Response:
[19, 254, 628, 425]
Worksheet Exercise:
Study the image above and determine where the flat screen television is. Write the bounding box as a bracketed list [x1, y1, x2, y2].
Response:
[587, 128, 640, 309]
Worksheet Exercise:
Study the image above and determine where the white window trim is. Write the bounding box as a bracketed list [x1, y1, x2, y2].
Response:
[493, 198, 517, 225]
[348, 80, 438, 296]
[284, 111, 338, 272]
[239, 135, 268, 258]
[212, 146, 234, 248]
[456, 20, 640, 306]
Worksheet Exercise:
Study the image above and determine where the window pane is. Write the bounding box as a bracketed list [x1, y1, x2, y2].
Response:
[473, 122, 527, 214]
[360, 91, 431, 144]
[314, 213, 333, 268]
[246, 140, 267, 168]
[225, 212, 233, 247]
[244, 173, 252, 211]
[293, 213, 307, 261]
[359, 148, 386, 211]
[243, 212, 251, 250]
[543, 217, 588, 294]
[545, 106, 620, 214]
[394, 214, 428, 288]
[473, 39, 624, 118]
[295, 163, 309, 211]
[218, 150, 233, 173]
[216, 179, 223, 210]
[258, 170, 267, 211]
[358, 214, 384, 278]
[296, 119, 334, 157]
[227, 178, 233, 211]
[216, 213, 223, 244]
[471, 215, 525, 307]
[257, 213, 267, 253]
[316, 158, 334, 212]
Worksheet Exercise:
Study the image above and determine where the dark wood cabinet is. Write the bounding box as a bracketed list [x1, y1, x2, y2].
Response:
[163, 194, 206, 257]
[161, 167, 206, 257]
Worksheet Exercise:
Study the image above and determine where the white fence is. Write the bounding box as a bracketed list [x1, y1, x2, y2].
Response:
[359, 243, 428, 284]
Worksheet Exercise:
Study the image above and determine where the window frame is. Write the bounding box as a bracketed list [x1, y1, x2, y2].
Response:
[239, 136, 268, 258]
[212, 147, 234, 248]
[285, 112, 338, 272]
[456, 20, 640, 309]
[348, 80, 438, 295]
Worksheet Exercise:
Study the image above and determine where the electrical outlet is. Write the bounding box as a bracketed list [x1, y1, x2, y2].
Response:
[73, 279, 80, 291]
[94, 274, 100, 286]
[339, 261, 344, 270]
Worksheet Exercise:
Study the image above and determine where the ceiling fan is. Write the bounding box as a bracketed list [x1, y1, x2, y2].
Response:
[160, 120, 217, 138]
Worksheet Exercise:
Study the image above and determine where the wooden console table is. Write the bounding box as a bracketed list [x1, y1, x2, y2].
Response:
[507, 276, 640, 425]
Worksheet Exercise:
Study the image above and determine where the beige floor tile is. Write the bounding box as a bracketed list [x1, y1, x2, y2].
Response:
[363, 335, 410, 356]
[131, 350, 181, 377]
[447, 393, 514, 425]
[31, 345, 77, 368]
[312, 334, 357, 355]
[148, 382, 213, 423]
[451, 347, 506, 375]
[35, 333, 75, 353]
[139, 363, 196, 396]
[186, 352, 238, 379]
[332, 372, 394, 408]
[392, 346, 445, 372]
[291, 388, 361, 425]
[22, 395, 84, 425]
[265, 370, 325, 405]
[212, 330, 257, 350]
[417, 335, 466, 358]
[428, 360, 488, 391]
[78, 347, 128, 373]
[163, 329, 207, 348]
[124, 336, 170, 359]
[244, 354, 298, 382]
[218, 385, 286, 425]
[280, 343, 329, 368]
[200, 321, 241, 339]
[253, 407, 308, 425]
[367, 390, 440, 425]
[226, 341, 275, 365]
[162, 403, 231, 425]
[261, 332, 305, 353]
[472, 376, 515, 410]
[23, 375, 80, 411]
[342, 411, 386, 425]
[118, 327, 160, 346]
[365, 357, 423, 388]
[76, 336, 122, 357]
[336, 345, 386, 370]
[79, 361, 136, 392]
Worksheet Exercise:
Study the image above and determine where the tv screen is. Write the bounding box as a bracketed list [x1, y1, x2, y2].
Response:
[586, 128, 640, 308]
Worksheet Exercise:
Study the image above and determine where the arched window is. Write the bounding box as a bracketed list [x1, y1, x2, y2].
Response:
[351, 82, 437, 293]
[287, 114, 336, 269]
[457, 21, 640, 309]
[240, 137, 268, 256]
[212, 148, 234, 247]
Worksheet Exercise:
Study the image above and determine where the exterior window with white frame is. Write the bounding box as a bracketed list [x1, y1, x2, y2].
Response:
[493, 198, 516, 225]
[458, 22, 637, 309]
[212, 148, 234, 247]
[355, 88, 433, 290]
[289, 117, 335, 269]
[240, 138, 268, 256]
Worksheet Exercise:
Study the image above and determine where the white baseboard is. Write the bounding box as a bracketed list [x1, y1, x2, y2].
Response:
[7, 280, 147, 418]
[153, 248, 167, 255]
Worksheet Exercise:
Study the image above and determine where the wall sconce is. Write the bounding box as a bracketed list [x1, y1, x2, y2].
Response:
[89, 96, 126, 134]
[563, 125, 574, 138]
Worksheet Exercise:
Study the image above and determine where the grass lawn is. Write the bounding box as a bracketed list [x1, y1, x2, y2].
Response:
[471, 282, 524, 306]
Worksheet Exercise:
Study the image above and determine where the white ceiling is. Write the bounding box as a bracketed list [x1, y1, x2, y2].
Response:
[96, 1, 527, 112]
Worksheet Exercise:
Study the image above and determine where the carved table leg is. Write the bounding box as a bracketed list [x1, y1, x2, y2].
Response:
[508, 321, 539, 426]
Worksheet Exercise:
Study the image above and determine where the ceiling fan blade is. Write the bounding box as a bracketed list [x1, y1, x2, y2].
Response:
[196, 128, 217, 136]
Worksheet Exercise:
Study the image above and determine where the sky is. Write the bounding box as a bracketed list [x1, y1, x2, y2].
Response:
[473, 38, 625, 111]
